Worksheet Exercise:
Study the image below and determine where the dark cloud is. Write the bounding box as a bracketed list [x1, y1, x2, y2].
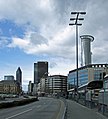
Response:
[49, 62, 57, 68]
[30, 32, 48, 45]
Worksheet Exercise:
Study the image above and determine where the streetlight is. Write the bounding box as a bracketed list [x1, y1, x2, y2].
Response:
[69, 12, 86, 98]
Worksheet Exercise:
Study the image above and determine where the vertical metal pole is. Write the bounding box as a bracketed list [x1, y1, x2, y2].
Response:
[76, 24, 78, 95]
[52, 78, 53, 94]
[69, 11, 86, 101]
[102, 88, 105, 115]
[81, 38, 83, 66]
[102, 73, 105, 115]
[74, 78, 75, 99]
[48, 78, 49, 94]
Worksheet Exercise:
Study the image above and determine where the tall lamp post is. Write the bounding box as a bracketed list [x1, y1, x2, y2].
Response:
[69, 12, 86, 97]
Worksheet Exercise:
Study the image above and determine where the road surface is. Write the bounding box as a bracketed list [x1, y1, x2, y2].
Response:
[65, 99, 108, 119]
[0, 97, 65, 119]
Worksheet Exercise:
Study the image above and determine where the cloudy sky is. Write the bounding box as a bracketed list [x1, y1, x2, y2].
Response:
[0, 0, 108, 91]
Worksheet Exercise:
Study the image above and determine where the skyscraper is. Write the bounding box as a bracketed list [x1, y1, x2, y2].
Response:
[34, 61, 48, 84]
[16, 67, 22, 86]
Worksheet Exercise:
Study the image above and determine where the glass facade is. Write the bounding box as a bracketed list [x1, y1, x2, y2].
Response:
[104, 80, 108, 89]
[34, 61, 48, 84]
[68, 64, 108, 91]
[79, 69, 88, 85]
[68, 68, 88, 90]
[16, 67, 22, 86]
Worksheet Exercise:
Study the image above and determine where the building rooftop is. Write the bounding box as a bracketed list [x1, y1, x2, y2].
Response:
[69, 64, 108, 73]
[48, 75, 67, 78]
[0, 80, 19, 85]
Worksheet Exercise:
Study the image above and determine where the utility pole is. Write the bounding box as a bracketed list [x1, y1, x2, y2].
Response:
[69, 12, 86, 99]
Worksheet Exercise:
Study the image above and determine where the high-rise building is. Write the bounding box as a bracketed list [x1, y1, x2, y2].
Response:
[34, 61, 48, 84]
[28, 81, 34, 95]
[16, 67, 22, 86]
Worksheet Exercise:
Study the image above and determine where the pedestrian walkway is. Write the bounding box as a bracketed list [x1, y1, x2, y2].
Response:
[65, 100, 108, 119]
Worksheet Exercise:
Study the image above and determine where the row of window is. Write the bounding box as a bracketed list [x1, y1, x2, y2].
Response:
[68, 67, 108, 90]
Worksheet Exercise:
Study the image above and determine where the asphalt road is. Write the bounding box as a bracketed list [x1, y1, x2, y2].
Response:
[0, 97, 65, 119]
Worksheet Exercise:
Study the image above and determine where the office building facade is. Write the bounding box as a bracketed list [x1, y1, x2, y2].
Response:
[68, 64, 108, 91]
[0, 80, 21, 94]
[45, 75, 67, 95]
[28, 81, 34, 95]
[16, 67, 22, 86]
[34, 61, 48, 84]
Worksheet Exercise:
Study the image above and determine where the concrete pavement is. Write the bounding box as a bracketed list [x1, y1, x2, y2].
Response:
[65, 100, 108, 119]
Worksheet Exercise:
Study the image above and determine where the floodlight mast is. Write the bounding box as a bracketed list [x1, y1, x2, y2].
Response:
[69, 12, 86, 100]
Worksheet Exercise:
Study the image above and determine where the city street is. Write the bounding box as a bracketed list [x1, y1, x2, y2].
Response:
[1, 97, 108, 119]
[0, 97, 65, 119]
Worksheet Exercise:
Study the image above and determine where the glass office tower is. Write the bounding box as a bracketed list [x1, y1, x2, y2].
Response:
[34, 61, 48, 84]
[16, 67, 22, 86]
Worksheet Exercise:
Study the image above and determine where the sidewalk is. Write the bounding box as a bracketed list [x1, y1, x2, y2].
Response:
[65, 100, 108, 119]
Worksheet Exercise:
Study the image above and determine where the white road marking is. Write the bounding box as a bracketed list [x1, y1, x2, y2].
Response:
[5, 109, 32, 119]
